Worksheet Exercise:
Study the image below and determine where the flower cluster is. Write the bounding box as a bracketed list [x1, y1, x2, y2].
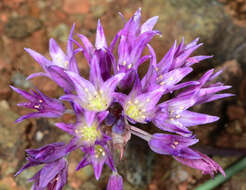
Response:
[12, 9, 232, 190]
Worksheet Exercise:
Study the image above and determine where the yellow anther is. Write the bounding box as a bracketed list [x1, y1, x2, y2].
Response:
[94, 145, 105, 158]
[158, 75, 163, 80]
[64, 61, 69, 68]
[171, 144, 176, 149]
[169, 77, 174, 81]
[174, 141, 179, 145]
[127, 64, 132, 69]
[85, 88, 89, 92]
[34, 105, 40, 109]
[175, 114, 181, 119]
[146, 98, 150, 102]
[122, 60, 127, 66]
[179, 106, 184, 110]
[134, 99, 139, 104]
[160, 81, 165, 86]
[39, 100, 43, 103]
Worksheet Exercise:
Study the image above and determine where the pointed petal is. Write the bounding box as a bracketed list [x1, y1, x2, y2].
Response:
[178, 110, 219, 127]
[158, 67, 193, 87]
[102, 73, 125, 97]
[24, 48, 51, 70]
[89, 52, 103, 86]
[141, 16, 159, 33]
[158, 41, 177, 72]
[67, 23, 75, 57]
[47, 65, 74, 91]
[77, 34, 94, 61]
[92, 158, 105, 180]
[10, 86, 35, 101]
[16, 112, 61, 123]
[39, 159, 66, 187]
[95, 19, 107, 49]
[49, 38, 67, 67]
[26, 72, 49, 80]
[185, 55, 213, 66]
[55, 122, 75, 135]
[76, 154, 90, 170]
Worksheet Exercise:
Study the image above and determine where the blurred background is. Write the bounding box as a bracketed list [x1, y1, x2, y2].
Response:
[0, 0, 246, 189]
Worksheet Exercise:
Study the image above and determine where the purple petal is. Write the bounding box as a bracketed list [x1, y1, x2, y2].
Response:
[141, 16, 159, 33]
[95, 19, 107, 49]
[49, 38, 67, 67]
[39, 159, 66, 188]
[89, 52, 103, 87]
[76, 154, 90, 171]
[67, 23, 75, 57]
[26, 72, 49, 80]
[92, 158, 106, 180]
[55, 122, 75, 135]
[77, 34, 94, 62]
[47, 65, 74, 92]
[25, 48, 51, 71]
[10, 86, 35, 101]
[16, 112, 62, 123]
[177, 110, 219, 127]
[102, 73, 125, 97]
[107, 173, 123, 190]
[185, 55, 213, 66]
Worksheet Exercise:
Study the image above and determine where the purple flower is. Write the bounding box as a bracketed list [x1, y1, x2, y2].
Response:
[10, 86, 65, 123]
[121, 75, 164, 123]
[25, 24, 79, 78]
[153, 94, 220, 136]
[113, 9, 160, 90]
[15, 142, 76, 176]
[148, 133, 200, 159]
[107, 172, 123, 190]
[24, 24, 80, 92]
[174, 151, 226, 177]
[62, 57, 125, 111]
[76, 143, 115, 180]
[29, 158, 68, 190]
[56, 111, 109, 146]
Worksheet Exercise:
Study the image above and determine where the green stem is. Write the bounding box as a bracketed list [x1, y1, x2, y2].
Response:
[195, 157, 246, 190]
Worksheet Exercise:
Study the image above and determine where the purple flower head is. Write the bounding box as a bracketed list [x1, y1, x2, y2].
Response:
[29, 158, 68, 190]
[10, 86, 65, 123]
[107, 172, 123, 190]
[12, 9, 233, 189]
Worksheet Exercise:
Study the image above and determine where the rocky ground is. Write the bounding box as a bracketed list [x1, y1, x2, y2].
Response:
[1, 0, 246, 189]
